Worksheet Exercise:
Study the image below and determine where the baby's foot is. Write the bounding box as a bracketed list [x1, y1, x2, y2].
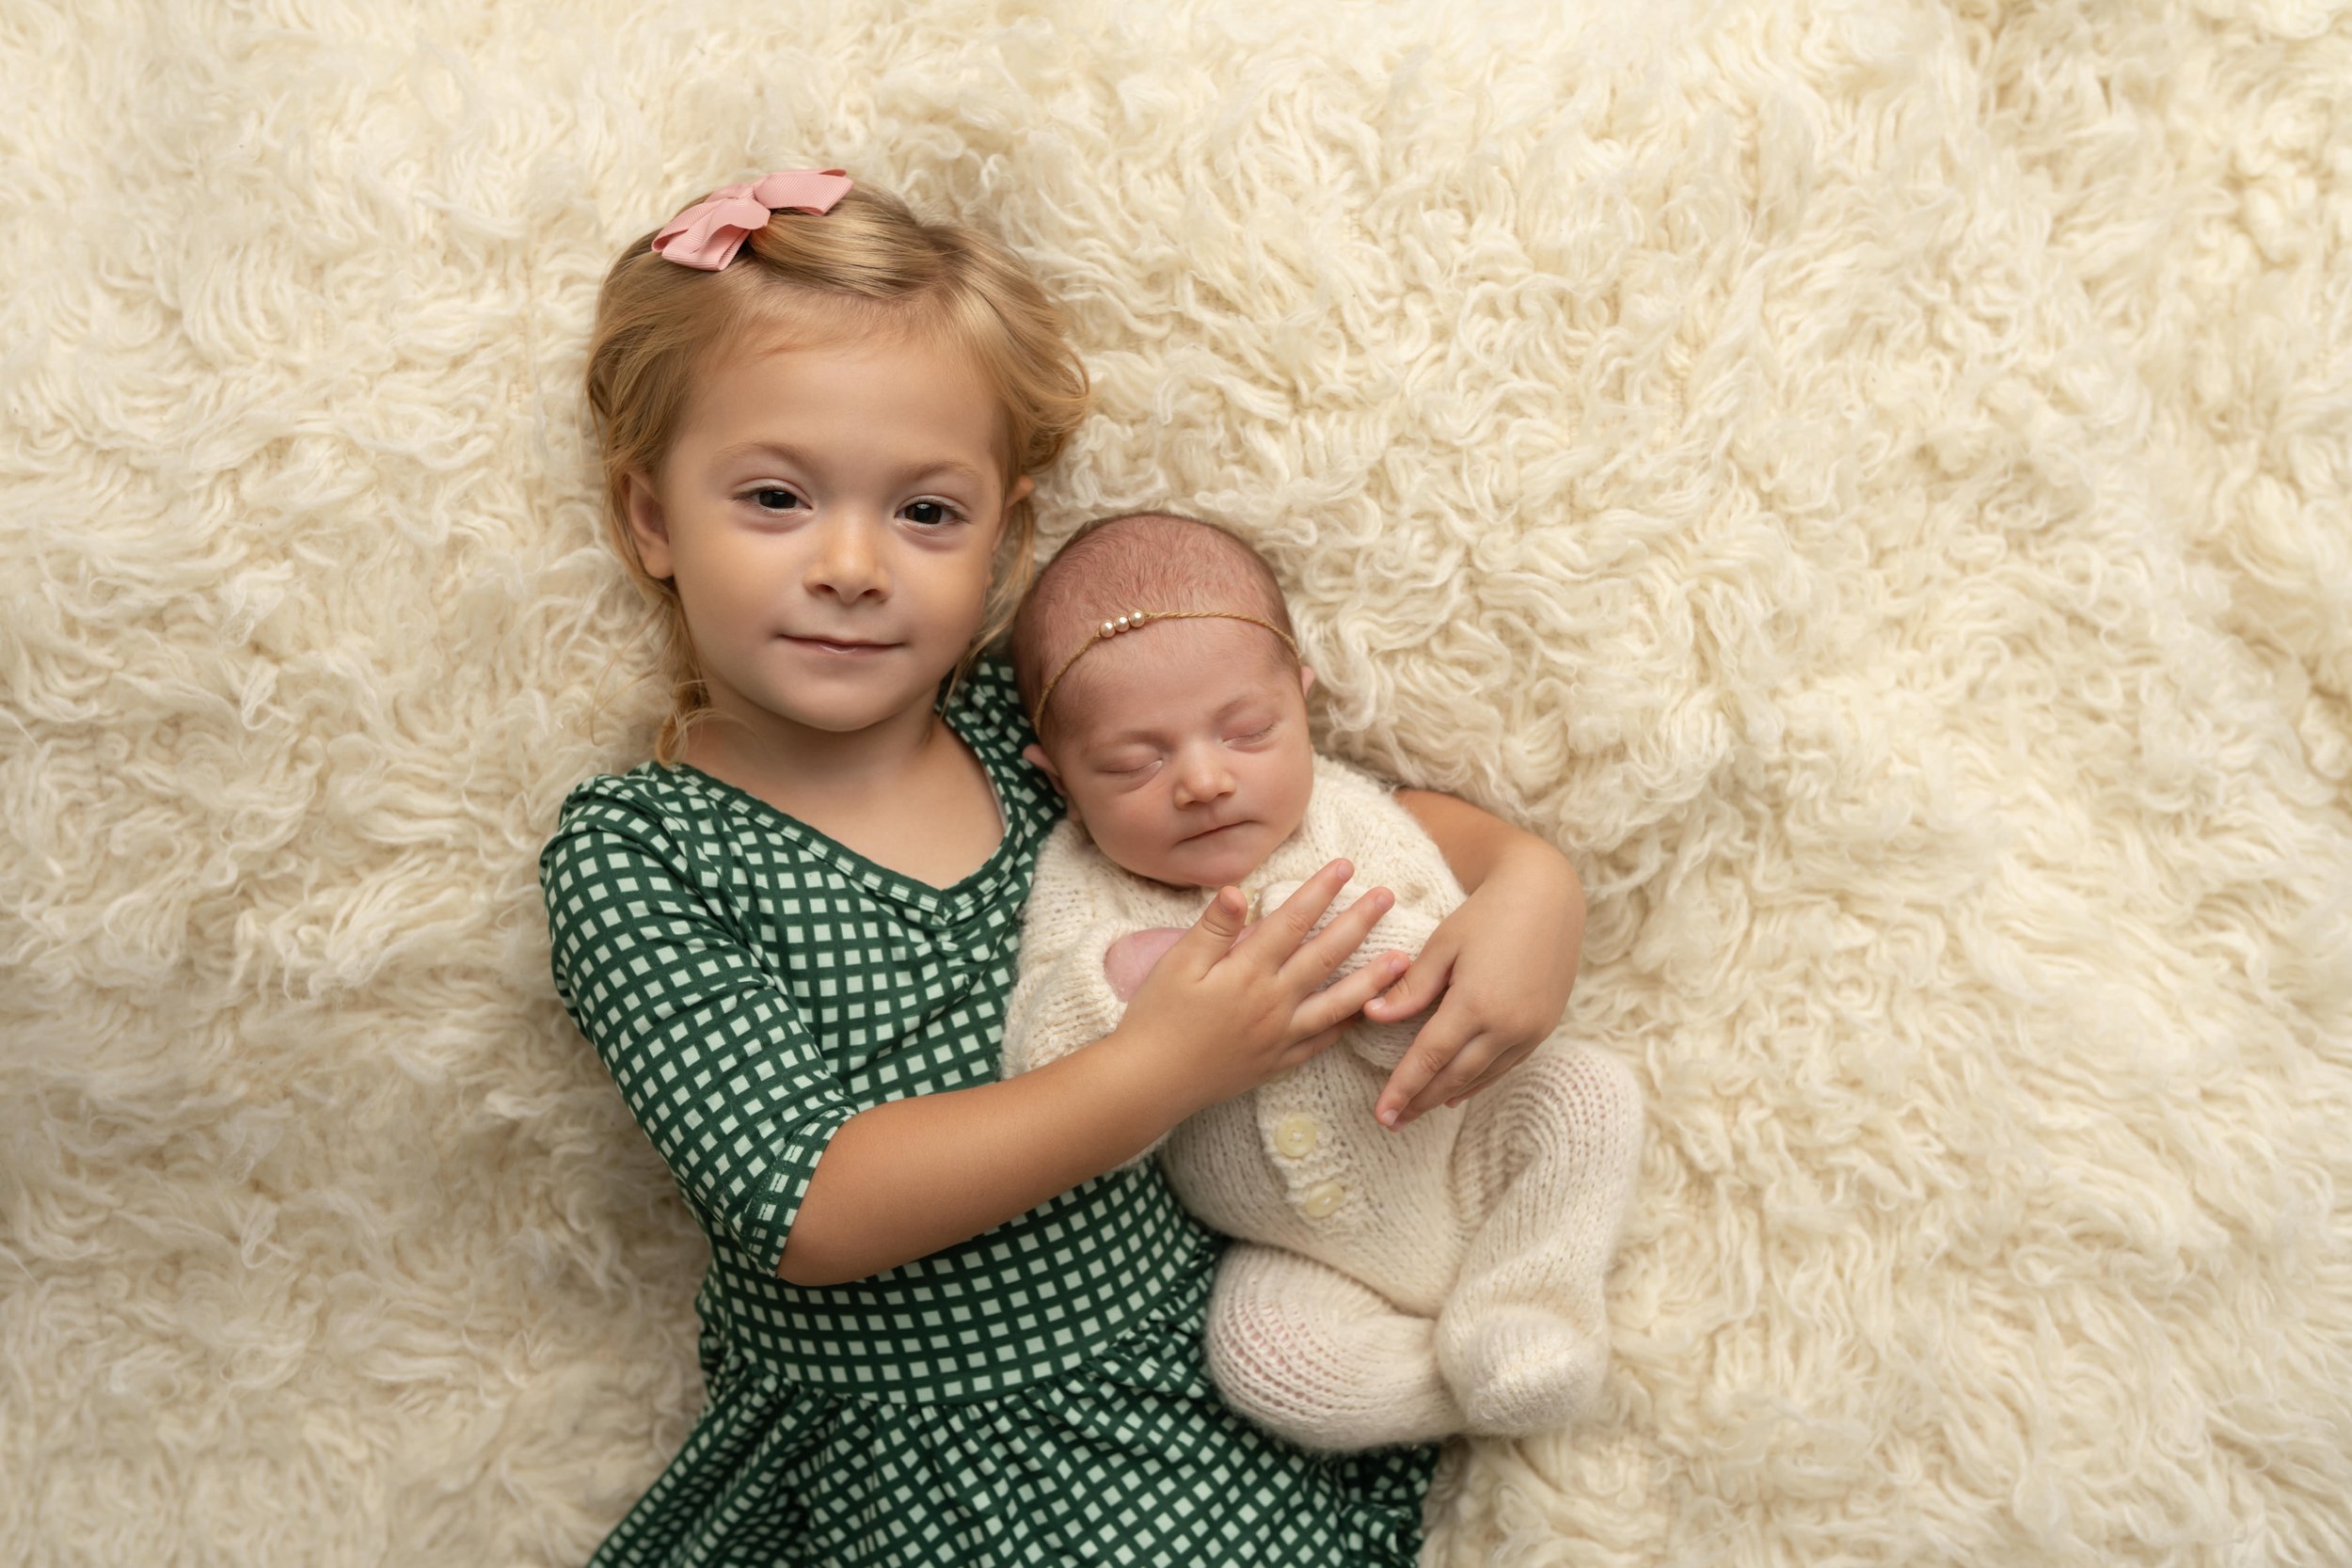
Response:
[1212, 1302, 1463, 1453]
[1436, 1303, 1606, 1436]
[1207, 1248, 1467, 1451]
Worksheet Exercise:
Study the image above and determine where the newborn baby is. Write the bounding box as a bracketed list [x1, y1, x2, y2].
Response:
[1000, 511, 1644, 1452]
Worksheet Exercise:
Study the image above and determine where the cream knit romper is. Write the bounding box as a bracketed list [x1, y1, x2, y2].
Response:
[1003, 752, 1645, 1452]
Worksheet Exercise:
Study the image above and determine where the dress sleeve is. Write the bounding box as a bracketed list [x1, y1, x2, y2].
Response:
[539, 816, 858, 1277]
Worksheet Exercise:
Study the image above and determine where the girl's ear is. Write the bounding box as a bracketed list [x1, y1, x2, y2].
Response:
[622, 470, 675, 579]
[1007, 473, 1036, 510]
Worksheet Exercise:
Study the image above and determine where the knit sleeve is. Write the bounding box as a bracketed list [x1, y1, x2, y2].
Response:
[538, 812, 857, 1277]
[1000, 824, 1168, 1169]
[1001, 822, 1133, 1076]
[1323, 754, 1467, 912]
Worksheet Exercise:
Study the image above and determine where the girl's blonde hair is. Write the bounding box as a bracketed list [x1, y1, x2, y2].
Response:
[582, 180, 1092, 767]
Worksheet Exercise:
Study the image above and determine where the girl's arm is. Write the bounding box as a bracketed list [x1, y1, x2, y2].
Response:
[546, 817, 1391, 1290]
[1364, 787, 1586, 1129]
[788, 861, 1401, 1286]
[784, 1016, 1199, 1284]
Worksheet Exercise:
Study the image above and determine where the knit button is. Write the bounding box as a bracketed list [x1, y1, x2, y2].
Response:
[1273, 1114, 1319, 1157]
[1301, 1180, 1346, 1218]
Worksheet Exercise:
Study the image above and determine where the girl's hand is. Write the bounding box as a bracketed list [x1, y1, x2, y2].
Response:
[1361, 833, 1584, 1128]
[1112, 859, 1409, 1120]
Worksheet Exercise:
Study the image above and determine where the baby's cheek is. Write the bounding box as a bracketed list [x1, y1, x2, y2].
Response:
[1104, 927, 1187, 1001]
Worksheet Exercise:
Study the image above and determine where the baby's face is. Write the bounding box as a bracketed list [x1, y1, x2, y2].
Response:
[1024, 618, 1316, 889]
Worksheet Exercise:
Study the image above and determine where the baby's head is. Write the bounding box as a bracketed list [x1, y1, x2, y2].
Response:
[1013, 513, 1317, 890]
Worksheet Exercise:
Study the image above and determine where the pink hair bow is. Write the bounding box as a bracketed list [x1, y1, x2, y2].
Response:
[650, 168, 854, 270]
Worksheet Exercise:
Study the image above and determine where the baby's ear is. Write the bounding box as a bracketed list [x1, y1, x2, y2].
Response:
[1021, 742, 1065, 795]
[1022, 743, 1081, 828]
[1297, 664, 1316, 703]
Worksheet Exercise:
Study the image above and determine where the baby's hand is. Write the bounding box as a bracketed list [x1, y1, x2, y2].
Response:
[1104, 927, 1188, 1002]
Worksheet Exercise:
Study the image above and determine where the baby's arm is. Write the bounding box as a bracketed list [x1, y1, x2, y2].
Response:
[1001, 835, 1168, 1081]
[999, 917, 1184, 1173]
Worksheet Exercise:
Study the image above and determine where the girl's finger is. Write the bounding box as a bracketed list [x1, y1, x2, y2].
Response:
[1284, 1018, 1354, 1069]
[1440, 1066, 1502, 1108]
[1169, 886, 1251, 974]
[1295, 949, 1409, 1037]
[1438, 1042, 1532, 1107]
[1362, 943, 1454, 1023]
[1281, 884, 1393, 988]
[1234, 859, 1352, 960]
[1405, 1035, 1504, 1123]
[1374, 998, 1478, 1127]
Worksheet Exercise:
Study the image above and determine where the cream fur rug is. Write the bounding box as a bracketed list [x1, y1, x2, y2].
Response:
[7, 0, 2350, 1562]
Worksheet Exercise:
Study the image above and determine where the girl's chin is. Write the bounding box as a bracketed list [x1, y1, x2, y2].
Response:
[748, 681, 930, 734]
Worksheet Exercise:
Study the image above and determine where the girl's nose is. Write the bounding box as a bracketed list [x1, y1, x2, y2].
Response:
[805, 515, 889, 600]
[1170, 746, 1236, 808]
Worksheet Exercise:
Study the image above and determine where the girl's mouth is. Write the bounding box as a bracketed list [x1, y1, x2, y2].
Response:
[785, 636, 896, 657]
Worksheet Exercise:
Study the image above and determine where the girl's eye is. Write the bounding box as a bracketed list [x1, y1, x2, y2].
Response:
[747, 487, 804, 514]
[903, 499, 962, 528]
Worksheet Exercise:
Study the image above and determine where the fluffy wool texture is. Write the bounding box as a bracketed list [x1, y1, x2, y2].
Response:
[1001, 752, 1646, 1451]
[6, 0, 2350, 1563]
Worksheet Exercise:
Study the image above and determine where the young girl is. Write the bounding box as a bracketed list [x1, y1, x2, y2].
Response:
[539, 166, 1588, 1567]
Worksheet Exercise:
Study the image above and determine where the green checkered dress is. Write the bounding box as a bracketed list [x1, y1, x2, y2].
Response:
[538, 659, 1440, 1566]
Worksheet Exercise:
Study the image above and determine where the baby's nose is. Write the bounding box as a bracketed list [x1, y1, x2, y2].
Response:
[1173, 752, 1235, 804]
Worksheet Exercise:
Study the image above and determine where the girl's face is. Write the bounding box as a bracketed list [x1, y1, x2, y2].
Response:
[1023, 618, 1318, 890]
[624, 325, 1032, 752]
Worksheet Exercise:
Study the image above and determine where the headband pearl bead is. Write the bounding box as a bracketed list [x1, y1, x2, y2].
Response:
[1030, 609, 1303, 736]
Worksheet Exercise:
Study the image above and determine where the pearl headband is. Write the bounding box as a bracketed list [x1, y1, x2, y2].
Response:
[1029, 610, 1301, 735]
